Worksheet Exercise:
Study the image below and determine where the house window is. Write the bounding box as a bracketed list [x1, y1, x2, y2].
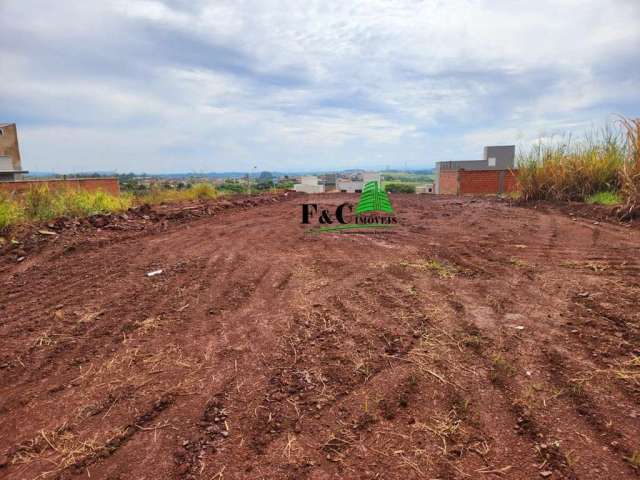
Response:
[0, 129, 4, 136]
[488, 157, 496, 167]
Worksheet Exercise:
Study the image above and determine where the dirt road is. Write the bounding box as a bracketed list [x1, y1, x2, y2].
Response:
[1, 193, 639, 479]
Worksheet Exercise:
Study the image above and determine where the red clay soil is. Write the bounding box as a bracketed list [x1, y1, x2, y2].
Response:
[1, 193, 639, 480]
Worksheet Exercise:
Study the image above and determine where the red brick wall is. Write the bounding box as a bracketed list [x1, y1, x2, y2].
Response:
[438, 170, 459, 194]
[0, 177, 120, 196]
[457, 170, 518, 195]
[458, 170, 499, 194]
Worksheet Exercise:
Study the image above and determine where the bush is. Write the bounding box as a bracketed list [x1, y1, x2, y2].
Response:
[256, 180, 274, 190]
[384, 182, 416, 193]
[277, 180, 295, 190]
[217, 181, 246, 194]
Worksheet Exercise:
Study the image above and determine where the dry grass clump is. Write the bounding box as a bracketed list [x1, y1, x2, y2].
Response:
[610, 354, 640, 387]
[401, 258, 458, 278]
[489, 353, 516, 385]
[626, 450, 640, 469]
[11, 422, 106, 472]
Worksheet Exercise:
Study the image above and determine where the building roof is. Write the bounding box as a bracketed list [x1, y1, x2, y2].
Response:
[0, 123, 14, 128]
[436, 160, 486, 170]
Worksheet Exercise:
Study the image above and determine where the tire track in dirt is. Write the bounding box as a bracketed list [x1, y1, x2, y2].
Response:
[478, 287, 638, 476]
[178, 256, 430, 477]
[540, 348, 639, 474]
[408, 207, 638, 479]
[452, 272, 639, 479]
[441, 295, 580, 479]
[0, 203, 297, 478]
[192, 252, 533, 478]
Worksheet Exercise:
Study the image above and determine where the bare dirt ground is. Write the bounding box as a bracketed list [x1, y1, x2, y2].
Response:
[1, 193, 639, 480]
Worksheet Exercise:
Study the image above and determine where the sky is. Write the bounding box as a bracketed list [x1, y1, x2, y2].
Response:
[1, 0, 639, 174]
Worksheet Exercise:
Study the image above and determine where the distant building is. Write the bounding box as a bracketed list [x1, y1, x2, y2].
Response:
[0, 123, 28, 181]
[337, 172, 381, 193]
[293, 175, 324, 193]
[319, 173, 337, 191]
[416, 182, 435, 194]
[336, 179, 362, 193]
[435, 145, 515, 194]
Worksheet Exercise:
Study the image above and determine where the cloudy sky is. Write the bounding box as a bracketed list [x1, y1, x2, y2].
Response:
[1, 1, 639, 174]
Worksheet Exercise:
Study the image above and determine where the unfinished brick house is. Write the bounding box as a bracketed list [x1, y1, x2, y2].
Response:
[434, 145, 518, 195]
[0, 123, 28, 181]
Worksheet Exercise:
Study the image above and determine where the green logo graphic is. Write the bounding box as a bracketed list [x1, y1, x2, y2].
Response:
[355, 181, 394, 214]
[301, 180, 398, 233]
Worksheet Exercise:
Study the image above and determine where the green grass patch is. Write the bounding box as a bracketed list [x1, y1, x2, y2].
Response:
[586, 191, 622, 205]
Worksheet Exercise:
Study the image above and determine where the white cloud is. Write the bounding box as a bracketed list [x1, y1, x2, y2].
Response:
[1, 0, 638, 172]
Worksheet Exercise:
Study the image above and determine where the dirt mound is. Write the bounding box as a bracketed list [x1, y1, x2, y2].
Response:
[517, 199, 639, 227]
[0, 192, 296, 270]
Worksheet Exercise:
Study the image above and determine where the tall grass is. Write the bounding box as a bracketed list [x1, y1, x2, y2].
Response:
[517, 127, 626, 202]
[0, 182, 224, 232]
[21, 186, 132, 222]
[0, 186, 132, 232]
[618, 118, 640, 218]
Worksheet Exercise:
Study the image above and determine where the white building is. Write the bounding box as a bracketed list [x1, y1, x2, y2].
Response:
[416, 183, 435, 194]
[337, 172, 381, 193]
[294, 175, 324, 193]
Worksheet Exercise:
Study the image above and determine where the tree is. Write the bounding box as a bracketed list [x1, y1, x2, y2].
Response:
[257, 171, 274, 190]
